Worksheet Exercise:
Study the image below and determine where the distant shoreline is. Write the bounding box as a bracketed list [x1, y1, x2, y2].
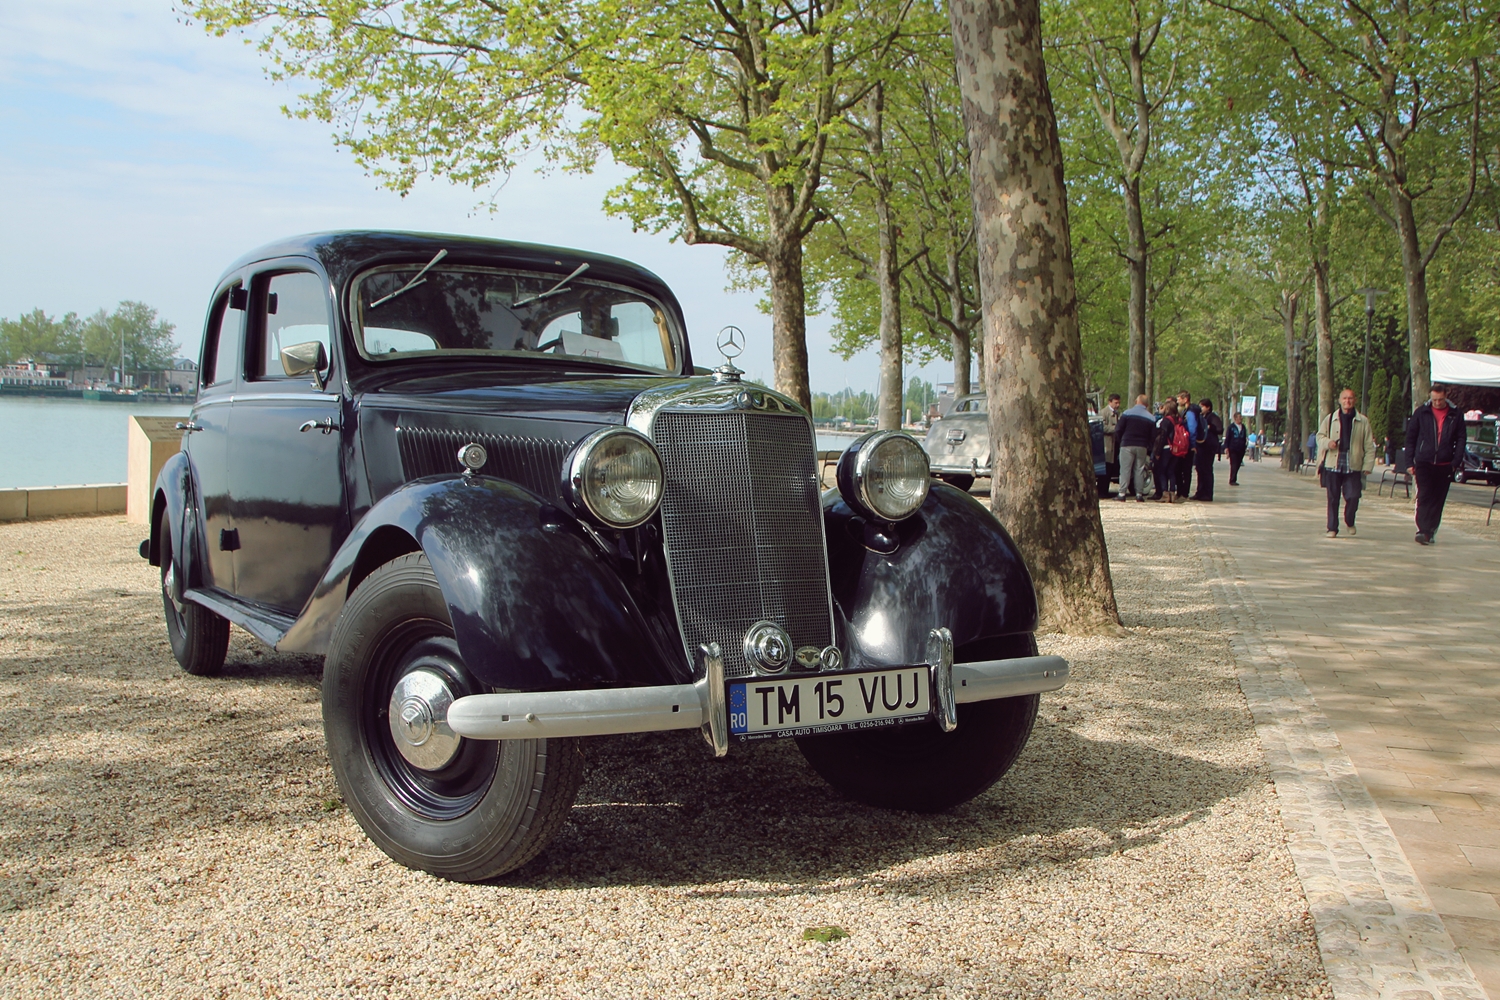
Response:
[0, 385, 186, 404]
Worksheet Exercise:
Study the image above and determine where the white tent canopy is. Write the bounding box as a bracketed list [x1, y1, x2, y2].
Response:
[1431, 349, 1500, 388]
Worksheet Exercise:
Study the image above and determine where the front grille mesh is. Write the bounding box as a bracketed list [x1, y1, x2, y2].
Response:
[652, 410, 832, 677]
[396, 424, 569, 501]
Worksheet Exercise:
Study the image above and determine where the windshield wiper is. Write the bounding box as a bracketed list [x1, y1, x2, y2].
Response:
[369, 249, 448, 308]
[512, 262, 589, 308]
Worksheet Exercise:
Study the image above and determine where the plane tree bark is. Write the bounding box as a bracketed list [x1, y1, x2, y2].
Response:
[948, 0, 1120, 632]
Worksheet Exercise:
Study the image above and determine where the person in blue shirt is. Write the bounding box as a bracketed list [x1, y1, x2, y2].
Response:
[1175, 391, 1199, 499]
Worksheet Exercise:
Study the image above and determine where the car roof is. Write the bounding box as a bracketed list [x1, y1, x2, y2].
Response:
[215, 231, 683, 319]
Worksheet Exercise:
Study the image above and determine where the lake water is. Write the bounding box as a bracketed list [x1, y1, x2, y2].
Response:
[0, 396, 866, 489]
[0, 397, 192, 489]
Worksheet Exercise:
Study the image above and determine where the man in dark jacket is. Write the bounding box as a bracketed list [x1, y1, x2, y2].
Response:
[1113, 394, 1156, 501]
[1225, 412, 1249, 484]
[1192, 398, 1223, 501]
[1404, 384, 1467, 545]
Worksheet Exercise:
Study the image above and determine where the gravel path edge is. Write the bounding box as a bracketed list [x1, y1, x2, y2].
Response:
[1190, 506, 1487, 1000]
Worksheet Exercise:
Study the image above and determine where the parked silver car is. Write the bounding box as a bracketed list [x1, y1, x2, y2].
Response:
[924, 394, 991, 491]
[924, 393, 1111, 495]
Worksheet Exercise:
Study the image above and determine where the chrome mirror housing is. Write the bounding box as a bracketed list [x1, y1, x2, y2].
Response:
[281, 340, 328, 381]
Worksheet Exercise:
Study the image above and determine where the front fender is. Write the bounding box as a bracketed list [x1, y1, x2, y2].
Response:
[823, 482, 1038, 668]
[278, 475, 683, 692]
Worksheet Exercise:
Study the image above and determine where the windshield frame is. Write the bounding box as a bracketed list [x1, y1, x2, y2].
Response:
[347, 263, 686, 376]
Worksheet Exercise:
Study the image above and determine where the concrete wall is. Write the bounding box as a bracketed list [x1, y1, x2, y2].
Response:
[0, 485, 127, 521]
[128, 416, 186, 525]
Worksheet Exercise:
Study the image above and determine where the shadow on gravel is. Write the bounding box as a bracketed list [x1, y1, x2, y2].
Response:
[512, 718, 1255, 892]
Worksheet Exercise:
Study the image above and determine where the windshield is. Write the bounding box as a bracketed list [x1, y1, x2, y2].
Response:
[351, 264, 681, 373]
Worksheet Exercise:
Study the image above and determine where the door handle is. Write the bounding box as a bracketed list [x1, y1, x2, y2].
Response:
[299, 417, 339, 434]
[176, 421, 202, 433]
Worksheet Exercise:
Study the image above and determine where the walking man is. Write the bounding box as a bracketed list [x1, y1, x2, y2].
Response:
[1404, 384, 1467, 545]
[1316, 388, 1376, 538]
[1191, 398, 1223, 501]
[1114, 394, 1155, 502]
[1225, 412, 1248, 485]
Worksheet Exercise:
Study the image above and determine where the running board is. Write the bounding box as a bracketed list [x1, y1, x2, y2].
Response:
[183, 587, 295, 648]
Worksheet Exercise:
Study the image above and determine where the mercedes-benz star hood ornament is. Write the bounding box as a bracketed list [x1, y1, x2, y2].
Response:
[712, 325, 745, 383]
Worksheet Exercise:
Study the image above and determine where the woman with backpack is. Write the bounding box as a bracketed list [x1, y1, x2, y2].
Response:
[1153, 399, 1187, 502]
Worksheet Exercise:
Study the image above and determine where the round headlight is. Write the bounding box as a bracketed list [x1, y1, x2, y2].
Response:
[565, 427, 664, 529]
[837, 430, 930, 521]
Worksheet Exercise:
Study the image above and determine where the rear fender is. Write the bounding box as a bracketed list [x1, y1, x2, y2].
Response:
[277, 476, 683, 691]
[149, 452, 201, 600]
[823, 482, 1038, 669]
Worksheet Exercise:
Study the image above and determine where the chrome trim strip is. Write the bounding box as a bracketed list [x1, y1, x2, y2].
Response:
[447, 684, 704, 740]
[928, 628, 957, 732]
[952, 655, 1069, 703]
[445, 641, 730, 753]
[230, 392, 342, 404]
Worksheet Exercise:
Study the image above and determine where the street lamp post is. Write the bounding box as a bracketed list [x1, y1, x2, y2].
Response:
[1253, 365, 1268, 461]
[1357, 287, 1385, 411]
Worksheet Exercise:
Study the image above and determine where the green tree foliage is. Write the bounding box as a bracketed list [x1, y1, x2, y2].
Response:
[0, 303, 174, 374]
[187, 0, 925, 410]
[0, 309, 83, 366]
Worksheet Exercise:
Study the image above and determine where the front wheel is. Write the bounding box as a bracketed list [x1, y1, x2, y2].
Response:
[159, 512, 229, 676]
[323, 552, 584, 881]
[796, 692, 1038, 812]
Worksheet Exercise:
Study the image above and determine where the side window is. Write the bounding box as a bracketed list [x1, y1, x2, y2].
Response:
[202, 283, 243, 387]
[252, 271, 331, 379]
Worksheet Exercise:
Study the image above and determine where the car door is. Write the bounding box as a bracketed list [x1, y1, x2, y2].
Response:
[226, 262, 348, 613]
[185, 280, 244, 593]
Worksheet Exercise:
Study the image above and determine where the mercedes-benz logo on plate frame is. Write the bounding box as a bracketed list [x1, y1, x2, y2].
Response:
[716, 325, 745, 361]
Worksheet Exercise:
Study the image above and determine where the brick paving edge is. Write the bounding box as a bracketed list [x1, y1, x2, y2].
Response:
[1188, 506, 1488, 1000]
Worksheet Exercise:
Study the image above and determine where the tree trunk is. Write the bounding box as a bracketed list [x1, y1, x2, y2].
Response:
[1143, 309, 1156, 404]
[876, 195, 903, 429]
[1279, 290, 1301, 471]
[1391, 185, 1432, 402]
[765, 233, 812, 411]
[1124, 178, 1147, 402]
[948, 251, 972, 396]
[1312, 259, 1333, 418]
[949, 0, 1120, 633]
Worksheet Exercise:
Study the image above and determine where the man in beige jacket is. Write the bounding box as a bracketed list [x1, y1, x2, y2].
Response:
[1317, 387, 1378, 538]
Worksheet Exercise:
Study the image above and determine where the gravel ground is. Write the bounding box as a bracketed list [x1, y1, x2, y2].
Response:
[0, 507, 1329, 999]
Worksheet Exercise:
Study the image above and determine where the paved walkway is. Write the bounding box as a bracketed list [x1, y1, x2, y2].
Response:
[1194, 457, 1500, 998]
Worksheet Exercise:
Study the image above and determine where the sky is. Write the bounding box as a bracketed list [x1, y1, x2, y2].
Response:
[0, 1, 956, 396]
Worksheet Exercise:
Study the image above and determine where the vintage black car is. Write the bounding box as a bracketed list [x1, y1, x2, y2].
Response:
[145, 232, 1068, 881]
[1455, 440, 1500, 486]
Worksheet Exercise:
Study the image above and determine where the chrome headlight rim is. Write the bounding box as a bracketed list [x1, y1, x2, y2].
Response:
[836, 429, 931, 522]
[564, 427, 665, 530]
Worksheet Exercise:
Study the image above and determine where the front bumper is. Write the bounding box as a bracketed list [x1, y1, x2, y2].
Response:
[447, 638, 1067, 752]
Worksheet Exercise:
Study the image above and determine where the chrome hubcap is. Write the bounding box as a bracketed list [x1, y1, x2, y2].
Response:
[387, 665, 461, 771]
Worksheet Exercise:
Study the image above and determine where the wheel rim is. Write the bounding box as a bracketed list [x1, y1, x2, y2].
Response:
[160, 549, 186, 637]
[365, 626, 498, 821]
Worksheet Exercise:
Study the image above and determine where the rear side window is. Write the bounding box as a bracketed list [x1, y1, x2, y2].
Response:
[252, 271, 331, 379]
[202, 284, 243, 387]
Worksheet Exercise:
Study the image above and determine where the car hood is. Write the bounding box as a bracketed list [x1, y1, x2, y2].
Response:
[364, 371, 684, 425]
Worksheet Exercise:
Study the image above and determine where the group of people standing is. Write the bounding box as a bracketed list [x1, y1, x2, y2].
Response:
[1099, 382, 1469, 545]
[1104, 391, 1244, 502]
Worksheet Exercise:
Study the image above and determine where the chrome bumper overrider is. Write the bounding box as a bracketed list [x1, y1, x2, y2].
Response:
[446, 639, 1068, 750]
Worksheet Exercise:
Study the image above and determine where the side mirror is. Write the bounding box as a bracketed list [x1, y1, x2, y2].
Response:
[281, 340, 328, 383]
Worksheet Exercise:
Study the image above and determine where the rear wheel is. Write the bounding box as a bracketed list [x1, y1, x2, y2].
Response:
[158, 513, 229, 676]
[939, 473, 975, 492]
[323, 552, 584, 881]
[796, 657, 1039, 813]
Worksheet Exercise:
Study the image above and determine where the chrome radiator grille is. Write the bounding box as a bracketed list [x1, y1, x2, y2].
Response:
[651, 410, 833, 678]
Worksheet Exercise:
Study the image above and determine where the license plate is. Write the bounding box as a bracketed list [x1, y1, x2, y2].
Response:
[727, 667, 932, 740]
